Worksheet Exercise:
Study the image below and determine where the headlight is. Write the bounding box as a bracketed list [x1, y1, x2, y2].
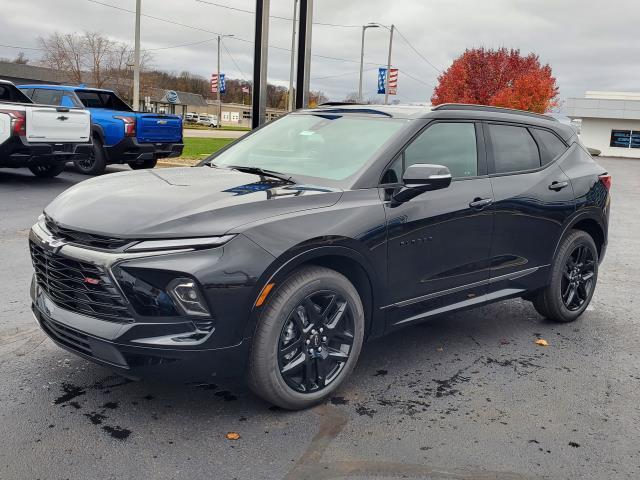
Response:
[126, 235, 235, 253]
[167, 278, 210, 317]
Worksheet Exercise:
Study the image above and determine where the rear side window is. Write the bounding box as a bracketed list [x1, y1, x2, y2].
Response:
[404, 122, 478, 178]
[531, 128, 567, 164]
[31, 89, 63, 106]
[75, 90, 132, 111]
[488, 124, 540, 174]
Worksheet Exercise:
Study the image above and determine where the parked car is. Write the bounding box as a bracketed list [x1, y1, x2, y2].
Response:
[197, 113, 218, 128]
[29, 104, 610, 409]
[185, 112, 198, 123]
[0, 80, 91, 177]
[18, 85, 184, 175]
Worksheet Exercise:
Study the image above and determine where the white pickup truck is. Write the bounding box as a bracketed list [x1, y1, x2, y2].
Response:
[0, 80, 92, 177]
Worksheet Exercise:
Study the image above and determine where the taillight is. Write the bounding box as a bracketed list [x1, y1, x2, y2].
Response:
[0, 109, 26, 136]
[114, 116, 136, 137]
[599, 174, 612, 191]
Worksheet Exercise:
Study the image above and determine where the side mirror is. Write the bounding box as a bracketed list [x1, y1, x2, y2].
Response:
[392, 164, 452, 203]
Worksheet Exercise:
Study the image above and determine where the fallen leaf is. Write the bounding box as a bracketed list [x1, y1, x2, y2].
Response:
[500, 338, 510, 345]
[436, 347, 444, 352]
[535, 339, 549, 347]
[225, 432, 241, 440]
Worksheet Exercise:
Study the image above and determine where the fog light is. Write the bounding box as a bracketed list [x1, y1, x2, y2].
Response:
[167, 278, 210, 317]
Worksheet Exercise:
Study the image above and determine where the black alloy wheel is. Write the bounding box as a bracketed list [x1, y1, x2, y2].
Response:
[247, 266, 364, 410]
[277, 290, 355, 393]
[75, 138, 107, 175]
[533, 229, 599, 322]
[561, 244, 596, 311]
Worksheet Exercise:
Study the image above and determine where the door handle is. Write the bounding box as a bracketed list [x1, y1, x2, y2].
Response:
[549, 180, 569, 191]
[469, 197, 493, 209]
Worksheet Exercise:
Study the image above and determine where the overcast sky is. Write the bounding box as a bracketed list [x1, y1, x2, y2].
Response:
[0, 0, 638, 112]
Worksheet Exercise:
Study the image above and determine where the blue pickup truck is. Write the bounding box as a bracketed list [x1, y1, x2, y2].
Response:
[18, 85, 183, 175]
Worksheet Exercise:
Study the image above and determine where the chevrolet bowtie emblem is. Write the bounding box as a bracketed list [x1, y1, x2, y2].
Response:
[57, 115, 69, 121]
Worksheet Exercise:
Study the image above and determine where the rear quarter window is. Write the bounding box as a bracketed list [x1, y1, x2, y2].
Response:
[531, 128, 567, 165]
[488, 124, 540, 174]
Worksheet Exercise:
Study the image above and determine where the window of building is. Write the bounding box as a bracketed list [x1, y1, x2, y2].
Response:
[488, 124, 540, 173]
[530, 128, 568, 164]
[611, 130, 640, 149]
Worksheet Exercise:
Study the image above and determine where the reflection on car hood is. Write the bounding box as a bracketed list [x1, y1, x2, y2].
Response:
[44, 167, 343, 238]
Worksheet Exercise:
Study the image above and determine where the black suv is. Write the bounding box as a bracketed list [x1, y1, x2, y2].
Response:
[29, 104, 610, 409]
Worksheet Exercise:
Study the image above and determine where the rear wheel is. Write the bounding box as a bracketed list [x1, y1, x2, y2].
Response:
[128, 158, 157, 170]
[75, 137, 107, 175]
[533, 230, 598, 322]
[29, 163, 66, 178]
[247, 266, 364, 410]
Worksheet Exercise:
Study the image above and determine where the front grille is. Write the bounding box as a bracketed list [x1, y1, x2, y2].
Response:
[45, 216, 130, 250]
[30, 241, 133, 323]
[40, 313, 93, 357]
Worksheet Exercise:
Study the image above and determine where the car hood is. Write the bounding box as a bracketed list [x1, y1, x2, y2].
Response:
[45, 167, 343, 238]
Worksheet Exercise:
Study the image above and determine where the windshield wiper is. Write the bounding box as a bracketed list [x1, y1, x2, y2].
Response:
[226, 165, 295, 183]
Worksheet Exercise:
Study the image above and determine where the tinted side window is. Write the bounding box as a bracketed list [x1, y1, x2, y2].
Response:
[404, 122, 478, 178]
[488, 124, 540, 174]
[31, 89, 63, 106]
[531, 128, 567, 164]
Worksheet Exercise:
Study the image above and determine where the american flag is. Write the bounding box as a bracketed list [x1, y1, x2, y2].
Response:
[377, 68, 399, 95]
[242, 86, 250, 94]
[211, 74, 226, 94]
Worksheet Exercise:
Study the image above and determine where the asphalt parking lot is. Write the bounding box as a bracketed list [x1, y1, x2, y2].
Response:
[1, 158, 638, 480]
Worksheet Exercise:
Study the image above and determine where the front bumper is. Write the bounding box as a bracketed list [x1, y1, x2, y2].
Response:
[0, 136, 92, 168]
[28, 221, 275, 380]
[104, 137, 184, 164]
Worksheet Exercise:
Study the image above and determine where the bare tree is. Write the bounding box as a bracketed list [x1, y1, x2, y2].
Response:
[38, 31, 152, 95]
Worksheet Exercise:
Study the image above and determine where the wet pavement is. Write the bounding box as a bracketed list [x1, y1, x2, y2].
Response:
[1, 158, 638, 479]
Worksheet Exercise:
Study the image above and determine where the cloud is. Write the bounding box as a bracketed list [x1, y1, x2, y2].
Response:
[0, 0, 637, 110]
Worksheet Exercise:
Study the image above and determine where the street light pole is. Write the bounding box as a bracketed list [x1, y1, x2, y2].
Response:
[133, 0, 141, 111]
[288, 0, 298, 111]
[384, 23, 394, 105]
[358, 24, 381, 103]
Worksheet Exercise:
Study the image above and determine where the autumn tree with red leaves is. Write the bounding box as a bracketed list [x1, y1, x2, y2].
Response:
[431, 48, 559, 113]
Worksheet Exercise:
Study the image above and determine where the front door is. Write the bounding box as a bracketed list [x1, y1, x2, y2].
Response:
[383, 121, 494, 327]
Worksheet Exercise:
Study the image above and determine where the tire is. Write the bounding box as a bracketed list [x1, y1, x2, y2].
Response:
[532, 230, 599, 322]
[29, 163, 66, 178]
[128, 158, 157, 170]
[247, 266, 365, 410]
[75, 138, 107, 175]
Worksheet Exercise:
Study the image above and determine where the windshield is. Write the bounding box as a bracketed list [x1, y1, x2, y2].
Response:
[209, 113, 407, 181]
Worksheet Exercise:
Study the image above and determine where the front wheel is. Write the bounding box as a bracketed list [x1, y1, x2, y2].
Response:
[128, 158, 157, 170]
[532, 230, 599, 322]
[247, 266, 365, 410]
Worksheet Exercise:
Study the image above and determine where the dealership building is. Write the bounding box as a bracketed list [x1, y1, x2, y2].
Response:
[567, 91, 640, 158]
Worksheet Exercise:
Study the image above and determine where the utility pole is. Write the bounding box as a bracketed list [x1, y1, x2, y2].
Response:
[133, 0, 141, 111]
[217, 35, 221, 128]
[358, 23, 380, 103]
[288, 0, 298, 111]
[384, 23, 394, 105]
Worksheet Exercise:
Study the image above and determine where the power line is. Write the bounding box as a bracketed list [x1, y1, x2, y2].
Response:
[312, 66, 377, 80]
[394, 27, 442, 74]
[221, 39, 249, 80]
[194, 0, 361, 28]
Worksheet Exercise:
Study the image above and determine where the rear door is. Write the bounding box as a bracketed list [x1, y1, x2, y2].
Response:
[484, 122, 575, 291]
[25, 107, 90, 143]
[384, 121, 494, 326]
[137, 114, 182, 143]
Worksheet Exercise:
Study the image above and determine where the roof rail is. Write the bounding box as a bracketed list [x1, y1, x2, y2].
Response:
[318, 101, 363, 107]
[432, 103, 557, 122]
